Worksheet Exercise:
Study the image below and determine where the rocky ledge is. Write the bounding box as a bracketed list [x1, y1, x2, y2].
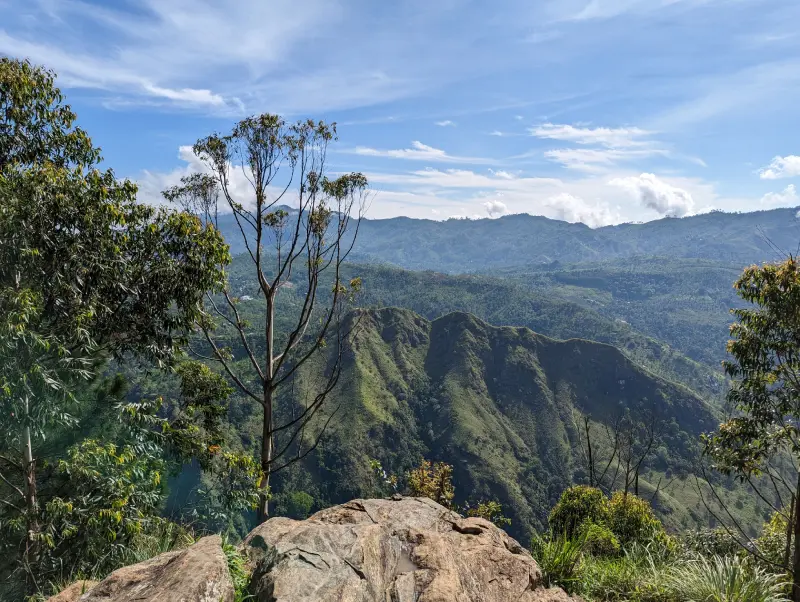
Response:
[52, 496, 576, 602]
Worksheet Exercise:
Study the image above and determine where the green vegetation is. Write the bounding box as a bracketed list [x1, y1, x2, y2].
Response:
[534, 490, 792, 602]
[492, 257, 746, 369]
[5, 56, 800, 602]
[704, 257, 800, 600]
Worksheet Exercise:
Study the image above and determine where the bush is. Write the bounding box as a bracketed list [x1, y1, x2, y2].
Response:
[407, 460, 455, 508]
[607, 492, 670, 550]
[665, 555, 789, 602]
[681, 527, 741, 558]
[549, 486, 609, 538]
[464, 500, 511, 527]
[755, 510, 793, 572]
[581, 522, 621, 557]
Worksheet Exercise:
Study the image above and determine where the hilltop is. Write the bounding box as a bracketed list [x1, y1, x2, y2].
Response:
[262, 307, 765, 544]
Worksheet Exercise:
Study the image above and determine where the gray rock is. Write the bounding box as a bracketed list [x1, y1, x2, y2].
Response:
[243, 496, 576, 602]
[81, 534, 234, 602]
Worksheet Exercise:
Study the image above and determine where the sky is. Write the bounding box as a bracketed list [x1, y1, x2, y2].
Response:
[3, 0, 800, 225]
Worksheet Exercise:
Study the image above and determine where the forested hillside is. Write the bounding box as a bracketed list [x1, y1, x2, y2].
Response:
[234, 308, 766, 543]
[216, 208, 799, 273]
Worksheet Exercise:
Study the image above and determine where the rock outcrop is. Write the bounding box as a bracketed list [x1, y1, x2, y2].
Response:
[46, 580, 98, 602]
[64, 535, 234, 602]
[243, 496, 574, 602]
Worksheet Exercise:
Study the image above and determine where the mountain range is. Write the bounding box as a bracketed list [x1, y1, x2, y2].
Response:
[217, 207, 799, 273]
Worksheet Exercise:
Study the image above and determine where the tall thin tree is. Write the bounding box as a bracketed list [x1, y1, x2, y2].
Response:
[164, 114, 368, 521]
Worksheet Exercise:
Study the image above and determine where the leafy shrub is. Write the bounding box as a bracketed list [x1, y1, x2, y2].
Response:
[549, 486, 609, 538]
[666, 555, 789, 602]
[755, 510, 793, 572]
[33, 440, 166, 579]
[681, 527, 742, 558]
[531, 532, 586, 592]
[464, 500, 511, 527]
[407, 460, 454, 507]
[581, 522, 621, 557]
[607, 492, 670, 550]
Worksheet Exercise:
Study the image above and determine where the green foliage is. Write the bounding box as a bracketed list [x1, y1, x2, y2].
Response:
[665, 555, 789, 602]
[464, 500, 512, 527]
[550, 486, 609, 539]
[222, 538, 253, 602]
[607, 492, 671, 551]
[368, 459, 399, 498]
[754, 510, 793, 571]
[575, 546, 673, 602]
[274, 491, 314, 520]
[8, 439, 166, 583]
[407, 460, 455, 508]
[0, 57, 99, 170]
[530, 532, 587, 591]
[581, 522, 621, 557]
[681, 527, 742, 558]
[704, 257, 800, 475]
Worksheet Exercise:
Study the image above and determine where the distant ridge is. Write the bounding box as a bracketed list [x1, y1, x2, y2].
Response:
[215, 206, 800, 272]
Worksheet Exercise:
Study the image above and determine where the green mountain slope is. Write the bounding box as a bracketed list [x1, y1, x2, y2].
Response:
[490, 257, 746, 368]
[267, 308, 766, 544]
[225, 256, 726, 402]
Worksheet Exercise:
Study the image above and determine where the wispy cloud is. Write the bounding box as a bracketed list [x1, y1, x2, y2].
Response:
[351, 141, 496, 165]
[531, 123, 654, 147]
[544, 148, 669, 172]
[435, 120, 456, 127]
[760, 155, 800, 179]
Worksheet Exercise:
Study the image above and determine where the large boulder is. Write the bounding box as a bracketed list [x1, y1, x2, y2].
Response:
[80, 534, 234, 602]
[46, 580, 97, 602]
[243, 496, 575, 602]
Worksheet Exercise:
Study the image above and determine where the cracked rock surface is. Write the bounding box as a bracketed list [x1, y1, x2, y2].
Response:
[242, 496, 576, 602]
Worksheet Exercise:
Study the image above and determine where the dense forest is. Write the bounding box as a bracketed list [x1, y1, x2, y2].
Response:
[4, 57, 800, 602]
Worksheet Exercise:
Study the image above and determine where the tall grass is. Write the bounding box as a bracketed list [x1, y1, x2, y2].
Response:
[665, 555, 789, 602]
[531, 532, 586, 591]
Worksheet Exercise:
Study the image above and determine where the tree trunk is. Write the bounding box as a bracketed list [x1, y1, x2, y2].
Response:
[257, 295, 276, 524]
[785, 492, 795, 572]
[257, 395, 273, 523]
[634, 471, 639, 497]
[22, 419, 39, 591]
[792, 472, 800, 602]
[585, 418, 594, 487]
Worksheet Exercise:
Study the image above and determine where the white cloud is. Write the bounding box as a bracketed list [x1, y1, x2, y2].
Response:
[435, 120, 456, 127]
[483, 200, 508, 217]
[544, 193, 619, 227]
[137, 145, 270, 210]
[759, 155, 800, 180]
[760, 184, 799, 207]
[531, 123, 653, 147]
[544, 148, 668, 171]
[609, 173, 695, 216]
[352, 141, 495, 165]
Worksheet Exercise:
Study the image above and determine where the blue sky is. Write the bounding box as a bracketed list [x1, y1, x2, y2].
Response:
[3, 0, 800, 224]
